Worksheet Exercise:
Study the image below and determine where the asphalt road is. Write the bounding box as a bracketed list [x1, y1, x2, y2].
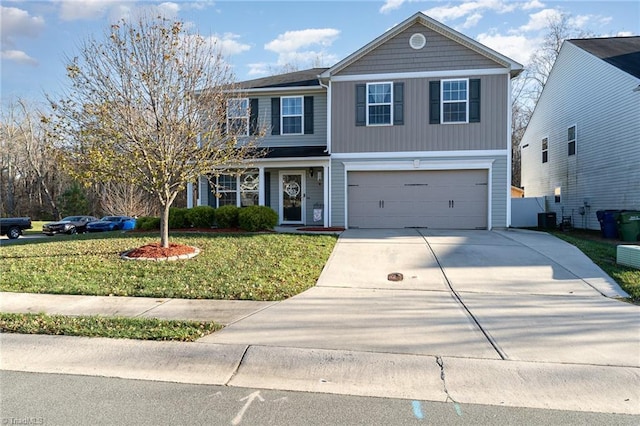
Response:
[1, 370, 637, 426]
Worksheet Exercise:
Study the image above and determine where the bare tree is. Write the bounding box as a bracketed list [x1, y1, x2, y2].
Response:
[1, 99, 64, 219]
[48, 16, 263, 247]
[99, 181, 158, 217]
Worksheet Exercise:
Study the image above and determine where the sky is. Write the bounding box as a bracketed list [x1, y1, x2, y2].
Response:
[1, 0, 639, 104]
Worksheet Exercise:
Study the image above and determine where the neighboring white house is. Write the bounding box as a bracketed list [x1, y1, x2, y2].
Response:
[520, 37, 640, 230]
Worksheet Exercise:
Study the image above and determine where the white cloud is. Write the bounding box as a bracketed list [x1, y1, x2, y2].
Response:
[157, 2, 180, 17]
[462, 13, 483, 29]
[1, 6, 45, 48]
[519, 8, 562, 32]
[247, 63, 269, 76]
[476, 32, 539, 65]
[616, 31, 635, 37]
[522, 0, 545, 10]
[423, 0, 517, 23]
[380, 0, 406, 14]
[1, 49, 38, 66]
[265, 28, 340, 54]
[58, 0, 121, 21]
[208, 33, 251, 56]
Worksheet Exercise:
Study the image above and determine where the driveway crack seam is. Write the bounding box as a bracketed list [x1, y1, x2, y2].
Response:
[436, 356, 461, 413]
[419, 231, 508, 360]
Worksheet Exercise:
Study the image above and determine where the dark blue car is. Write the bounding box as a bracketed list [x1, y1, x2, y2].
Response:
[86, 216, 136, 232]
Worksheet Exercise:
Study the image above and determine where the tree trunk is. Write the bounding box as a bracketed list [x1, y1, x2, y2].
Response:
[160, 202, 170, 248]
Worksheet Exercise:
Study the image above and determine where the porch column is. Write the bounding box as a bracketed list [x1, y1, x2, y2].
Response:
[258, 166, 265, 206]
[323, 164, 329, 228]
[186, 182, 194, 208]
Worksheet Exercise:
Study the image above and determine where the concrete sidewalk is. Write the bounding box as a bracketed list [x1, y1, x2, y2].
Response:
[1, 229, 639, 415]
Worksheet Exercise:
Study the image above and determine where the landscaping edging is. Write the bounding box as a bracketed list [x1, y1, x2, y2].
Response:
[121, 246, 200, 262]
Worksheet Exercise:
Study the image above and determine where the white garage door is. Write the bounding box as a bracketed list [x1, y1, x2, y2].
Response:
[347, 170, 488, 229]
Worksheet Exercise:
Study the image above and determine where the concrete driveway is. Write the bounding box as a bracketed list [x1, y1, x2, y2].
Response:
[203, 228, 639, 368]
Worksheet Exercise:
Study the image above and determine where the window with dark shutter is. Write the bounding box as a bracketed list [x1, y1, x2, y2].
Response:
[304, 96, 314, 134]
[429, 81, 441, 124]
[271, 97, 280, 135]
[355, 84, 366, 126]
[393, 82, 404, 125]
[469, 79, 481, 123]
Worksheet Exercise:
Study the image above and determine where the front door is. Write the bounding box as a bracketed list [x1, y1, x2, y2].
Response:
[280, 172, 305, 224]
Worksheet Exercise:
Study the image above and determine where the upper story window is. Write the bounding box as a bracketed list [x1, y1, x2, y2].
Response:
[568, 125, 576, 156]
[442, 79, 468, 123]
[367, 82, 392, 125]
[281, 96, 303, 135]
[429, 79, 479, 125]
[542, 137, 549, 163]
[227, 98, 249, 136]
[355, 82, 404, 127]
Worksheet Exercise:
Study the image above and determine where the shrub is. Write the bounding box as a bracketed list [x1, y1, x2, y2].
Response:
[168, 207, 189, 229]
[185, 206, 216, 228]
[215, 205, 239, 228]
[238, 206, 278, 232]
[136, 216, 160, 230]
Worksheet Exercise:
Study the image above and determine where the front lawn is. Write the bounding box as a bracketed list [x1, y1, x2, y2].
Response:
[0, 312, 220, 341]
[0, 232, 337, 301]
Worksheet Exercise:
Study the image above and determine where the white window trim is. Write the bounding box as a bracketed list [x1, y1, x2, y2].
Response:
[542, 136, 549, 164]
[441, 78, 469, 124]
[366, 82, 393, 126]
[227, 98, 249, 137]
[568, 124, 577, 156]
[214, 171, 260, 208]
[281, 96, 304, 135]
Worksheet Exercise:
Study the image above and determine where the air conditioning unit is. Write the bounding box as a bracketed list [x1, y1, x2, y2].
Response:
[617, 245, 640, 269]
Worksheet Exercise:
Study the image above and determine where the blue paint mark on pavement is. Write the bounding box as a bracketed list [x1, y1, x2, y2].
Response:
[412, 400, 424, 420]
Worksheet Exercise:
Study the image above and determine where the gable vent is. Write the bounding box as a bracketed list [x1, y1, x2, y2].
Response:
[409, 33, 426, 50]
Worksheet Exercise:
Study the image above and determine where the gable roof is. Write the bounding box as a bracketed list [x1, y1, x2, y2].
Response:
[568, 36, 640, 79]
[237, 67, 329, 89]
[321, 12, 523, 78]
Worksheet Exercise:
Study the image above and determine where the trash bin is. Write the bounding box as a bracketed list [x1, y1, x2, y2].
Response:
[597, 210, 622, 239]
[617, 211, 640, 242]
[537, 212, 557, 229]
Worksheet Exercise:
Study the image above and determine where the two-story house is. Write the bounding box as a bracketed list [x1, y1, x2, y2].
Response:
[520, 36, 640, 231]
[189, 12, 523, 230]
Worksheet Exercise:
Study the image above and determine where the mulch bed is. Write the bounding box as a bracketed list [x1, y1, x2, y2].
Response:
[124, 243, 197, 258]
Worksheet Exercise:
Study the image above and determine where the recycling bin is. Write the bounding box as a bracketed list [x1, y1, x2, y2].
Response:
[617, 211, 640, 242]
[596, 210, 622, 239]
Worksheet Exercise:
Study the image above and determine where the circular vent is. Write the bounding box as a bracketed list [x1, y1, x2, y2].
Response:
[409, 33, 426, 50]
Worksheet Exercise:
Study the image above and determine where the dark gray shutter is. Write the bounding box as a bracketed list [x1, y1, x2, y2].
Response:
[249, 98, 259, 135]
[429, 81, 440, 124]
[264, 172, 271, 207]
[393, 82, 404, 125]
[271, 98, 280, 135]
[304, 96, 314, 134]
[469, 79, 481, 123]
[355, 84, 366, 126]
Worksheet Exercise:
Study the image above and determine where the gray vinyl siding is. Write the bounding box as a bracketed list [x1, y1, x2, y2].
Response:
[250, 91, 327, 148]
[338, 23, 503, 75]
[331, 74, 508, 153]
[330, 154, 508, 229]
[520, 41, 640, 230]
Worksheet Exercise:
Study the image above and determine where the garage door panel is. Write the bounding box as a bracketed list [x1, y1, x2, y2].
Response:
[348, 170, 488, 229]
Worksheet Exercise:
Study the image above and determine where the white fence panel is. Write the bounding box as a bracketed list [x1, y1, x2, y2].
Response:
[511, 197, 545, 228]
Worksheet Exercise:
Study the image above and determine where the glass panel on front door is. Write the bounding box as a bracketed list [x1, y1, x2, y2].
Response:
[282, 174, 303, 222]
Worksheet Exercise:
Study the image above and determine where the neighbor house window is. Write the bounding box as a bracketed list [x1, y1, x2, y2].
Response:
[227, 98, 249, 136]
[213, 171, 260, 208]
[367, 82, 392, 125]
[554, 186, 561, 203]
[542, 137, 549, 163]
[442, 79, 468, 123]
[568, 125, 576, 156]
[281, 96, 303, 134]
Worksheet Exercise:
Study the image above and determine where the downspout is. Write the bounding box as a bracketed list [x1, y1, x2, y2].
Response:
[318, 75, 332, 227]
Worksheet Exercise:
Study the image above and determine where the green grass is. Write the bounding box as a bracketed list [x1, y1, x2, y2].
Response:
[551, 231, 640, 303]
[24, 221, 47, 235]
[0, 232, 337, 301]
[0, 312, 220, 341]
